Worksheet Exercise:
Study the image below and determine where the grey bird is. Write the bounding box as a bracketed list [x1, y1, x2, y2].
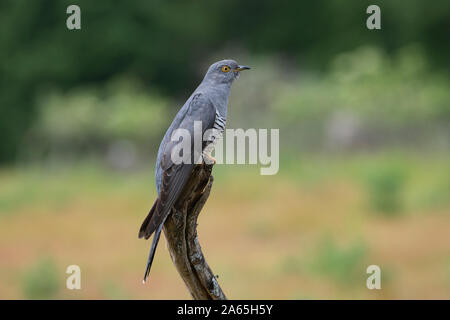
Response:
[138, 59, 250, 282]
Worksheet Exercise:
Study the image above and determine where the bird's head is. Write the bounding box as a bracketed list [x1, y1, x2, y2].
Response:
[203, 59, 250, 85]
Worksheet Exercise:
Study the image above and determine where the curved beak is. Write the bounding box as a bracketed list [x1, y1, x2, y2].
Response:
[233, 65, 251, 72]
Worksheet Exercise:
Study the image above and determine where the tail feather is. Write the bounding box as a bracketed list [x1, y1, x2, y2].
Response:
[138, 199, 158, 239]
[142, 222, 163, 283]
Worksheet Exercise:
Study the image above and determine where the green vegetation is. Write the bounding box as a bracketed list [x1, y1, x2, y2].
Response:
[309, 238, 368, 285]
[22, 257, 60, 299]
[365, 162, 407, 215]
[268, 46, 449, 151]
[1, 1, 449, 161]
[11, 46, 449, 165]
[25, 78, 170, 162]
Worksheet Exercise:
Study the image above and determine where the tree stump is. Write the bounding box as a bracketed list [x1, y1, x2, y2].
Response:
[162, 163, 226, 300]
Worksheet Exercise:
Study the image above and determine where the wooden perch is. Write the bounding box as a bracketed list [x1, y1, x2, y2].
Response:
[162, 163, 227, 300]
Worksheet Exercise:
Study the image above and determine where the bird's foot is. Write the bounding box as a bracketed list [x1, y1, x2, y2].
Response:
[202, 152, 216, 165]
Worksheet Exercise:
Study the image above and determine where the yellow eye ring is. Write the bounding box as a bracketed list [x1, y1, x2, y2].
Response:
[221, 65, 230, 73]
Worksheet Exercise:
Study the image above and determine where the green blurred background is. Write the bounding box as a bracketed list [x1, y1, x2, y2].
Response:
[0, 0, 449, 299]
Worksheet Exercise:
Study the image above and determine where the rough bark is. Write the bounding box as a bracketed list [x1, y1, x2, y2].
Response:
[162, 163, 226, 300]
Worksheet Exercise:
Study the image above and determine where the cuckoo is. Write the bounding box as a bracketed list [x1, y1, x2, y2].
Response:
[138, 60, 250, 282]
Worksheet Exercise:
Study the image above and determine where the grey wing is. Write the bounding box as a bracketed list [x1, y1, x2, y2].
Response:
[139, 93, 216, 239]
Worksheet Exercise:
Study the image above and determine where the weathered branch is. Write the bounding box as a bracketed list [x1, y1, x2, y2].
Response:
[162, 163, 227, 300]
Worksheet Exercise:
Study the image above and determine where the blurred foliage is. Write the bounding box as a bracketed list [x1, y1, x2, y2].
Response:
[278, 236, 369, 286]
[18, 46, 450, 163]
[23, 78, 169, 164]
[271, 46, 450, 151]
[365, 162, 408, 215]
[0, 0, 449, 162]
[22, 257, 60, 299]
[309, 238, 368, 285]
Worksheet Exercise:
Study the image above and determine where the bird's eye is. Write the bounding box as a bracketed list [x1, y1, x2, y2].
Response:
[221, 65, 230, 73]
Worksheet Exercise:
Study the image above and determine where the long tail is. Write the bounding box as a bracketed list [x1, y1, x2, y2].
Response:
[142, 222, 163, 283]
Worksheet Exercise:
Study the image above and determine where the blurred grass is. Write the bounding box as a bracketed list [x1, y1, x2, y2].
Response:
[0, 152, 449, 299]
[22, 257, 60, 299]
[308, 237, 368, 286]
[364, 162, 408, 215]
